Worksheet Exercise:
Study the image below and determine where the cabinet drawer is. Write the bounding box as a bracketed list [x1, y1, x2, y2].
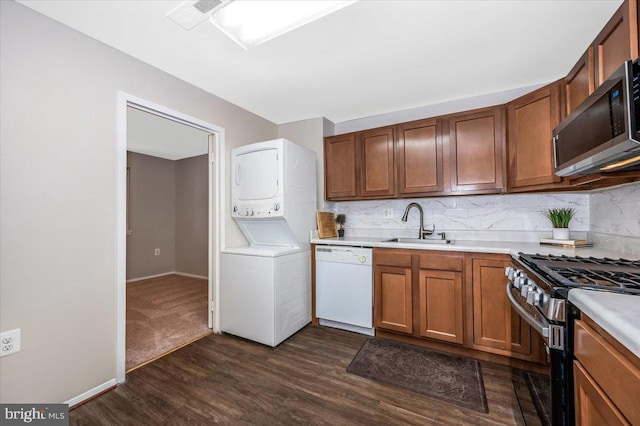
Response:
[374, 249, 412, 267]
[574, 320, 640, 425]
[417, 253, 463, 272]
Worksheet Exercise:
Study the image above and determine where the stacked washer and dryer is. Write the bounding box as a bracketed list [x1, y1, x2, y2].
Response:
[220, 139, 316, 346]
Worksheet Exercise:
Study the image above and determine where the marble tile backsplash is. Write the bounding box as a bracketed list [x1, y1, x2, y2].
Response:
[331, 192, 590, 243]
[327, 182, 640, 255]
[589, 182, 640, 255]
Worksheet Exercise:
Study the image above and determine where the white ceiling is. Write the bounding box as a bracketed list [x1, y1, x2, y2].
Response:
[18, 0, 623, 125]
[127, 107, 209, 160]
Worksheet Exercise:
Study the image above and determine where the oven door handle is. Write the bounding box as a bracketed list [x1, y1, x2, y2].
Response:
[506, 283, 550, 342]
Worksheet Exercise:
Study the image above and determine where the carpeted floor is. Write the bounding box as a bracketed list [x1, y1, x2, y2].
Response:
[347, 337, 489, 413]
[126, 274, 210, 371]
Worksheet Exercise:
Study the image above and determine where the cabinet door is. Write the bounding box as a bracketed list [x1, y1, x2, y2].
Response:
[507, 82, 564, 190]
[565, 48, 595, 116]
[324, 134, 357, 200]
[418, 269, 463, 344]
[471, 257, 532, 357]
[448, 107, 505, 194]
[358, 126, 395, 198]
[593, 0, 639, 86]
[397, 118, 443, 196]
[574, 361, 630, 426]
[374, 265, 413, 334]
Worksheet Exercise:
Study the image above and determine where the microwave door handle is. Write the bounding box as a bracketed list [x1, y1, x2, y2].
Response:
[506, 283, 550, 341]
[552, 135, 559, 169]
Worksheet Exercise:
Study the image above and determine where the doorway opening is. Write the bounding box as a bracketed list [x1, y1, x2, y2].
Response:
[116, 92, 225, 383]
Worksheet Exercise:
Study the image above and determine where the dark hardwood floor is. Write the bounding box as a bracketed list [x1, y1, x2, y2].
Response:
[71, 326, 538, 425]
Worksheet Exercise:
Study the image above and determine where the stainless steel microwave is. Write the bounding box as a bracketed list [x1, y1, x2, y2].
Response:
[553, 59, 640, 176]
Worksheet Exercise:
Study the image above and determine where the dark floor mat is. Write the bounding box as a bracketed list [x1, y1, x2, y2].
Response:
[347, 337, 488, 413]
[524, 371, 551, 426]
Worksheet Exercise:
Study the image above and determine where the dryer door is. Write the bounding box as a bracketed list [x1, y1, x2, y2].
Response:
[234, 148, 279, 201]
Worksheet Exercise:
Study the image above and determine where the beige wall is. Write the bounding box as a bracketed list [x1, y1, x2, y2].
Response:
[175, 155, 209, 277]
[277, 118, 325, 209]
[126, 152, 176, 280]
[0, 1, 276, 403]
[126, 152, 209, 280]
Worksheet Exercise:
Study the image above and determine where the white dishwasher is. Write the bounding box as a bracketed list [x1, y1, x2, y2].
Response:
[315, 245, 374, 336]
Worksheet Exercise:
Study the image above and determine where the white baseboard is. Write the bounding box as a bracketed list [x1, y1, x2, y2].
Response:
[127, 271, 207, 283]
[174, 271, 208, 280]
[126, 271, 174, 283]
[64, 378, 116, 408]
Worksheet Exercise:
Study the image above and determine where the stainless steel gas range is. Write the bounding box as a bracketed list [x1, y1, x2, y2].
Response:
[506, 253, 640, 426]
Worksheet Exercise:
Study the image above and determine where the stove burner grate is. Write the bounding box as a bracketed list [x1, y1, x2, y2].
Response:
[518, 252, 640, 295]
[553, 267, 640, 289]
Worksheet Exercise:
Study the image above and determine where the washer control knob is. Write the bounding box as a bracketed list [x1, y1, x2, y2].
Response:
[233, 205, 238, 213]
[274, 203, 280, 211]
[250, 209, 255, 216]
[244, 210, 249, 216]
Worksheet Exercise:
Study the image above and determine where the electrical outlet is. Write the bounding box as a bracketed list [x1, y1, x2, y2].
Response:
[154, 248, 160, 256]
[383, 208, 393, 218]
[0, 329, 21, 357]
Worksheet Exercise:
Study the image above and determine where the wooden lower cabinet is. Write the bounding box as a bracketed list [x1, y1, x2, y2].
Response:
[470, 255, 539, 361]
[574, 361, 629, 426]
[418, 269, 463, 344]
[373, 254, 413, 334]
[573, 318, 640, 425]
[373, 249, 546, 366]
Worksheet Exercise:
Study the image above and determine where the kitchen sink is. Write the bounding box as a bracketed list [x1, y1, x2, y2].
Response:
[383, 237, 453, 245]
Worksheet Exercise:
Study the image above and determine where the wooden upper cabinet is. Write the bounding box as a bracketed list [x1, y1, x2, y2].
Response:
[396, 118, 444, 196]
[324, 133, 357, 200]
[593, 0, 639, 86]
[565, 48, 595, 116]
[507, 81, 564, 191]
[358, 126, 395, 198]
[448, 107, 505, 194]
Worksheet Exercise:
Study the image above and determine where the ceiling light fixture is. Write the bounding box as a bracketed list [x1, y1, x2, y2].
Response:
[210, 1, 357, 50]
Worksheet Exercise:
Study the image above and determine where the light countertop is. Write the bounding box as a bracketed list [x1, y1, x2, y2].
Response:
[310, 235, 639, 260]
[569, 289, 640, 359]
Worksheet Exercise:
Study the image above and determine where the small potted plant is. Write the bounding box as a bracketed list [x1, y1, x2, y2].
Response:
[335, 214, 346, 238]
[544, 207, 576, 240]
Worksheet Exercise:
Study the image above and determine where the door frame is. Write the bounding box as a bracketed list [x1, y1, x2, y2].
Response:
[116, 91, 225, 383]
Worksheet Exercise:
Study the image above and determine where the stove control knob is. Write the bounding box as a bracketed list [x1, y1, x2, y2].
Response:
[521, 283, 533, 298]
[527, 289, 543, 306]
[505, 266, 514, 278]
[514, 276, 525, 289]
[533, 289, 547, 308]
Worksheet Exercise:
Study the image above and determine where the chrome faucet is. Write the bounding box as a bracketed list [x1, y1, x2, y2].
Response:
[401, 202, 434, 239]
